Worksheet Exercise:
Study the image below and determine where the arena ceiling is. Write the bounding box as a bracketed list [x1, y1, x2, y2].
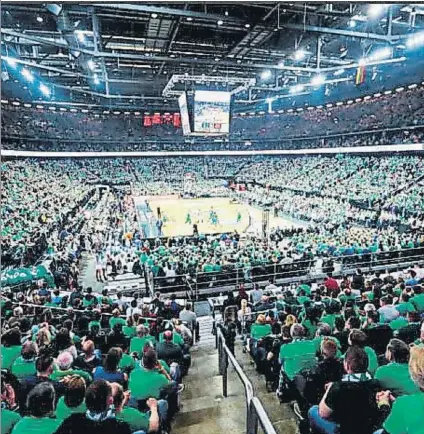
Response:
[2, 2, 424, 111]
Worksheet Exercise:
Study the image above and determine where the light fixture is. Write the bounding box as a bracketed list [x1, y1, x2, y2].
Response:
[186, 17, 193, 21]
[6, 57, 17, 67]
[245, 23, 250, 28]
[334, 68, 345, 76]
[215, 57, 220, 62]
[290, 84, 304, 93]
[87, 59, 95, 70]
[237, 59, 242, 64]
[368, 4, 388, 17]
[294, 49, 306, 61]
[349, 19, 356, 28]
[266, 97, 274, 103]
[75, 30, 85, 43]
[358, 58, 367, 66]
[311, 74, 325, 86]
[368, 46, 392, 62]
[37, 16, 43, 23]
[21, 68, 34, 82]
[39, 83, 50, 96]
[151, 13, 158, 19]
[261, 70, 272, 80]
[406, 31, 424, 49]
[93, 74, 100, 85]
[217, 20, 224, 26]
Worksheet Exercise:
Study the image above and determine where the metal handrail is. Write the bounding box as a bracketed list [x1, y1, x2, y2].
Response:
[216, 327, 277, 434]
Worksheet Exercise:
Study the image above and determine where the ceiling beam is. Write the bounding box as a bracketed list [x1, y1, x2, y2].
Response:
[281, 23, 403, 42]
[88, 3, 245, 24]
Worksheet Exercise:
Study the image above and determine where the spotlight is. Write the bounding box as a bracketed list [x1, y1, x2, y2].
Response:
[39, 83, 50, 96]
[21, 68, 34, 82]
[311, 74, 325, 86]
[358, 58, 367, 66]
[369, 46, 392, 62]
[151, 13, 158, 19]
[290, 84, 304, 93]
[266, 97, 274, 103]
[261, 70, 272, 80]
[406, 32, 424, 49]
[217, 20, 224, 26]
[294, 49, 306, 61]
[349, 19, 356, 28]
[368, 4, 387, 17]
[245, 23, 250, 28]
[334, 68, 345, 76]
[93, 74, 100, 85]
[87, 59, 96, 70]
[75, 30, 85, 43]
[37, 16, 44, 23]
[186, 17, 193, 21]
[6, 57, 17, 67]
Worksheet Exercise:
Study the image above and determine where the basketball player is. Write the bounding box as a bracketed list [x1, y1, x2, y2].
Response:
[157, 207, 161, 219]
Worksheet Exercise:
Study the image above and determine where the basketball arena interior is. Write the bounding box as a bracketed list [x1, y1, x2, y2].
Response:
[2, 2, 424, 434]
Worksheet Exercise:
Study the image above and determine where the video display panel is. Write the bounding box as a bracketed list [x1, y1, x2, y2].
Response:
[194, 91, 231, 134]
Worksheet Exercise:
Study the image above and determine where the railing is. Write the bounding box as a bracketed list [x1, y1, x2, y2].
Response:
[216, 326, 277, 434]
[152, 245, 424, 296]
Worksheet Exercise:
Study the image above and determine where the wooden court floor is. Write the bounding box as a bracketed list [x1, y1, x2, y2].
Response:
[145, 196, 305, 237]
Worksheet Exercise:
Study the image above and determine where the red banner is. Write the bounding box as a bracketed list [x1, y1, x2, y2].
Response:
[173, 113, 181, 127]
[152, 113, 161, 125]
[143, 115, 152, 127]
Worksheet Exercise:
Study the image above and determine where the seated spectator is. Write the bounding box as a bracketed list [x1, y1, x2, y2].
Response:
[293, 338, 344, 419]
[156, 331, 184, 378]
[74, 340, 101, 372]
[410, 286, 424, 312]
[93, 347, 127, 385]
[54, 380, 131, 434]
[106, 323, 128, 350]
[250, 314, 272, 339]
[12, 383, 63, 434]
[130, 325, 157, 355]
[129, 347, 171, 401]
[179, 303, 199, 341]
[11, 341, 38, 379]
[50, 351, 92, 383]
[379, 297, 400, 323]
[375, 338, 419, 396]
[308, 346, 379, 434]
[53, 328, 78, 361]
[378, 346, 424, 434]
[109, 309, 126, 329]
[55, 376, 87, 420]
[111, 382, 160, 434]
[347, 329, 378, 377]
[395, 293, 416, 316]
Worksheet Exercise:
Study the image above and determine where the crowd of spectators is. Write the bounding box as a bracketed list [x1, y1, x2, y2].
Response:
[233, 263, 424, 434]
[1, 86, 424, 152]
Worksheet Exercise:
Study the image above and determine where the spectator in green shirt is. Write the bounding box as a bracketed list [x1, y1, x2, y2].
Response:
[395, 293, 416, 316]
[11, 341, 38, 379]
[111, 382, 160, 433]
[375, 339, 419, 397]
[130, 325, 157, 355]
[55, 376, 87, 420]
[50, 351, 92, 384]
[11, 382, 63, 434]
[109, 308, 127, 329]
[410, 287, 424, 312]
[381, 346, 424, 434]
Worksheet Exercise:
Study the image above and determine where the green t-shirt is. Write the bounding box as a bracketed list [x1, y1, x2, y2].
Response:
[11, 358, 36, 378]
[158, 332, 184, 346]
[375, 363, 419, 397]
[11, 416, 63, 434]
[279, 339, 317, 380]
[395, 302, 416, 315]
[1, 346, 22, 370]
[55, 396, 87, 420]
[129, 368, 170, 400]
[301, 320, 318, 340]
[109, 317, 127, 329]
[389, 317, 409, 331]
[50, 368, 92, 383]
[411, 294, 424, 312]
[119, 353, 136, 371]
[250, 324, 272, 339]
[123, 326, 136, 338]
[383, 392, 424, 434]
[117, 407, 149, 432]
[1, 409, 21, 434]
[320, 314, 339, 330]
[130, 336, 157, 355]
[88, 320, 101, 331]
[365, 346, 378, 377]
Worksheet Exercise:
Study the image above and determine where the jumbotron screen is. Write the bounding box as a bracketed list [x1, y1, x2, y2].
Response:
[178, 92, 191, 136]
[194, 90, 231, 135]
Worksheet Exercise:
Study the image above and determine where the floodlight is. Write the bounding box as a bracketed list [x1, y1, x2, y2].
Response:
[21, 68, 34, 82]
[311, 75, 325, 86]
[261, 70, 272, 80]
[39, 83, 50, 96]
[294, 49, 306, 61]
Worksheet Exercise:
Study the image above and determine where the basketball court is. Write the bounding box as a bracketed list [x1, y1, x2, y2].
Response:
[133, 195, 307, 238]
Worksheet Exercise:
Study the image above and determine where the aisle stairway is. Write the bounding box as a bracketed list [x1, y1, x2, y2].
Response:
[172, 315, 299, 434]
